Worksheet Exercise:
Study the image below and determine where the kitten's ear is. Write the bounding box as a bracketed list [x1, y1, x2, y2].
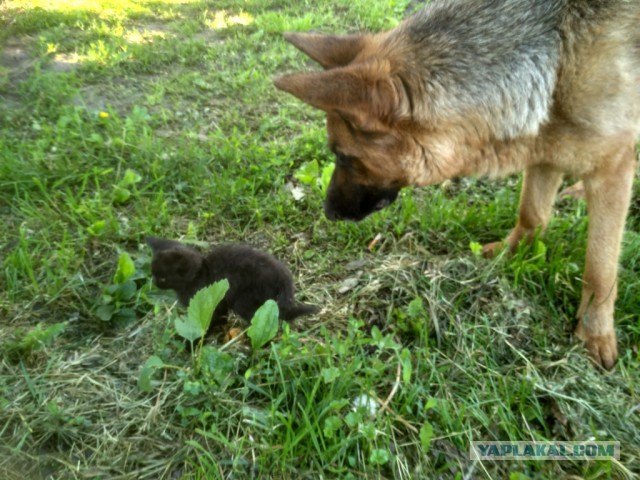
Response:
[146, 236, 184, 253]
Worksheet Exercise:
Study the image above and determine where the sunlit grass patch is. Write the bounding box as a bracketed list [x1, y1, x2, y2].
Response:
[206, 10, 254, 30]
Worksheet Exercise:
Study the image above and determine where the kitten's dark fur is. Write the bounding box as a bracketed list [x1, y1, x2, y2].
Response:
[146, 236, 317, 336]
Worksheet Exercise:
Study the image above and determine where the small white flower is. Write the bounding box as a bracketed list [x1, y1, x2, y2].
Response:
[352, 394, 378, 416]
[285, 182, 305, 201]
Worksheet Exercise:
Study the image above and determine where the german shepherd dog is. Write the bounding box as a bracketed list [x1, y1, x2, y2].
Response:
[275, 0, 640, 369]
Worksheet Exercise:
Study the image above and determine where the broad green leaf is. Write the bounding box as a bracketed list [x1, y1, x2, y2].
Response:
[469, 241, 483, 256]
[177, 405, 202, 417]
[345, 411, 362, 428]
[95, 304, 115, 321]
[88, 132, 103, 144]
[114, 252, 136, 284]
[369, 449, 390, 465]
[323, 415, 342, 439]
[87, 220, 106, 236]
[533, 239, 547, 258]
[112, 186, 131, 204]
[371, 326, 383, 342]
[320, 163, 335, 193]
[145, 355, 164, 369]
[138, 355, 164, 392]
[361, 422, 376, 440]
[420, 421, 433, 453]
[407, 298, 424, 318]
[114, 307, 137, 323]
[201, 346, 235, 385]
[116, 280, 137, 301]
[370, 326, 400, 350]
[329, 399, 350, 410]
[188, 280, 230, 332]
[121, 169, 142, 186]
[183, 380, 202, 396]
[247, 300, 279, 350]
[295, 159, 319, 185]
[175, 316, 204, 342]
[400, 348, 412, 384]
[321, 366, 341, 384]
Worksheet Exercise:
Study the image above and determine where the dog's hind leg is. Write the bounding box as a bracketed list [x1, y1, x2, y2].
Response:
[574, 143, 635, 370]
[483, 164, 563, 256]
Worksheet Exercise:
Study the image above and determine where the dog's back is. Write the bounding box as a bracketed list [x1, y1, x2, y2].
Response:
[557, 1, 640, 139]
[387, 0, 640, 143]
[394, 0, 564, 139]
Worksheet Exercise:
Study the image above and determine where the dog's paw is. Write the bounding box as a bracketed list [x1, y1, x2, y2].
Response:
[586, 334, 618, 371]
[481, 241, 504, 259]
[575, 321, 617, 370]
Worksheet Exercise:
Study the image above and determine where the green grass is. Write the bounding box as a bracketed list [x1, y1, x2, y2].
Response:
[1, 0, 639, 478]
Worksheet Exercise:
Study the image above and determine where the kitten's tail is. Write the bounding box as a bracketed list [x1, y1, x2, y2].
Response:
[280, 302, 318, 321]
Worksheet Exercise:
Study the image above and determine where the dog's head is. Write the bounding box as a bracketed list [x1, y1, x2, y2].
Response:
[274, 32, 419, 221]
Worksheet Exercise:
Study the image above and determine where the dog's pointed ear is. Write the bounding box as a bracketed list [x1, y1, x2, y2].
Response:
[283, 32, 369, 69]
[274, 61, 400, 126]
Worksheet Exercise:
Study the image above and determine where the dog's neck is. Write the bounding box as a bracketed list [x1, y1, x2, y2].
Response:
[456, 136, 540, 180]
[409, 128, 540, 185]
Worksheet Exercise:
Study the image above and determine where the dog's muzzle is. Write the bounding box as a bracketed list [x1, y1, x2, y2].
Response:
[324, 184, 400, 221]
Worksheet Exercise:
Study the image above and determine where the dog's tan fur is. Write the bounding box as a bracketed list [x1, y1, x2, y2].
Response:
[275, 0, 640, 369]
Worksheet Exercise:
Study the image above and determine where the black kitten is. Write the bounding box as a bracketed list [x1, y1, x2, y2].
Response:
[146, 236, 317, 336]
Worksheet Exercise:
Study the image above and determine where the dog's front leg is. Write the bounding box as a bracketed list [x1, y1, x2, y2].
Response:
[483, 164, 563, 256]
[574, 144, 636, 370]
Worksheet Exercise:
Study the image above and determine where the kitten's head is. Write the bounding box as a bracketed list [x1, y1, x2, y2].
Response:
[146, 237, 203, 290]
